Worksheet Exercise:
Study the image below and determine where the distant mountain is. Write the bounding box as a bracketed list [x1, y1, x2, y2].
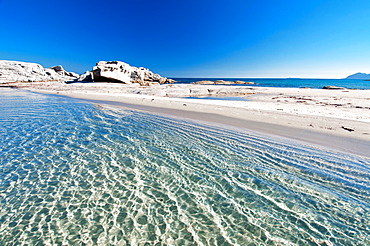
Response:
[345, 72, 370, 79]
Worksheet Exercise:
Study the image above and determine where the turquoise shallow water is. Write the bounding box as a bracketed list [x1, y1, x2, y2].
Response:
[0, 89, 370, 245]
[172, 78, 370, 89]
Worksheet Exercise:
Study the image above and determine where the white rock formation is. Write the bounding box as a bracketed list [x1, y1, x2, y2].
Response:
[0, 60, 175, 85]
[91, 61, 174, 84]
[76, 71, 93, 82]
[0, 60, 78, 83]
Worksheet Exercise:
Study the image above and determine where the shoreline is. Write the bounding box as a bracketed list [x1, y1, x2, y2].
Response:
[3, 82, 370, 157]
[81, 97, 370, 158]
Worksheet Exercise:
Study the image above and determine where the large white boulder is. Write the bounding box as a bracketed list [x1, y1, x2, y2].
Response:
[0, 60, 78, 83]
[91, 61, 174, 84]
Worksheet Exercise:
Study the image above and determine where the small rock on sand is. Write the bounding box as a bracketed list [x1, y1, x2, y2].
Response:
[192, 80, 215, 85]
[234, 81, 255, 84]
[322, 86, 346, 90]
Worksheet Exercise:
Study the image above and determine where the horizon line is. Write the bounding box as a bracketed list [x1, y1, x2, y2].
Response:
[167, 76, 347, 79]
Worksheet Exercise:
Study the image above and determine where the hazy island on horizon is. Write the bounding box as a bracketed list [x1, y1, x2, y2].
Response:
[345, 72, 370, 80]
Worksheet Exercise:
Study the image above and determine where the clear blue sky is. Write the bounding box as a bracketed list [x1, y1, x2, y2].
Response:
[1, 0, 370, 78]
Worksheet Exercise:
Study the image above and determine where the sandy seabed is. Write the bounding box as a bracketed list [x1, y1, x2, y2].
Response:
[4, 81, 370, 157]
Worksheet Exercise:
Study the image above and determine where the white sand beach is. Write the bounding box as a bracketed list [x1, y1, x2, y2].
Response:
[5, 81, 370, 157]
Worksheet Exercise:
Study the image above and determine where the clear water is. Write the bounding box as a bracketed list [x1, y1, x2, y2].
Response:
[171, 78, 370, 90]
[1, 89, 370, 245]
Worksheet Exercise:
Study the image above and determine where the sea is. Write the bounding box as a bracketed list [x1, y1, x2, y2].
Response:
[0, 79, 369, 245]
[170, 78, 370, 90]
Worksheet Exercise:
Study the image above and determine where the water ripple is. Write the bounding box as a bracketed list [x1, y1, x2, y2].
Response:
[0, 89, 369, 245]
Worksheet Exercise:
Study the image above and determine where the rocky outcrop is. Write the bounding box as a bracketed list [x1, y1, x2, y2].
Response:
[192, 80, 254, 85]
[214, 80, 233, 85]
[90, 61, 175, 85]
[322, 86, 346, 90]
[192, 80, 215, 85]
[0, 60, 174, 85]
[234, 80, 254, 85]
[0, 60, 78, 83]
[76, 71, 93, 82]
[0, 60, 175, 85]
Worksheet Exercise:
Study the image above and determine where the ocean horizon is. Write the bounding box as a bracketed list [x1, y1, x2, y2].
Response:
[170, 78, 370, 90]
[1, 88, 369, 245]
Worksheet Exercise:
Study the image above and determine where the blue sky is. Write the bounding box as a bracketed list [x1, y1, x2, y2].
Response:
[1, 0, 369, 78]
